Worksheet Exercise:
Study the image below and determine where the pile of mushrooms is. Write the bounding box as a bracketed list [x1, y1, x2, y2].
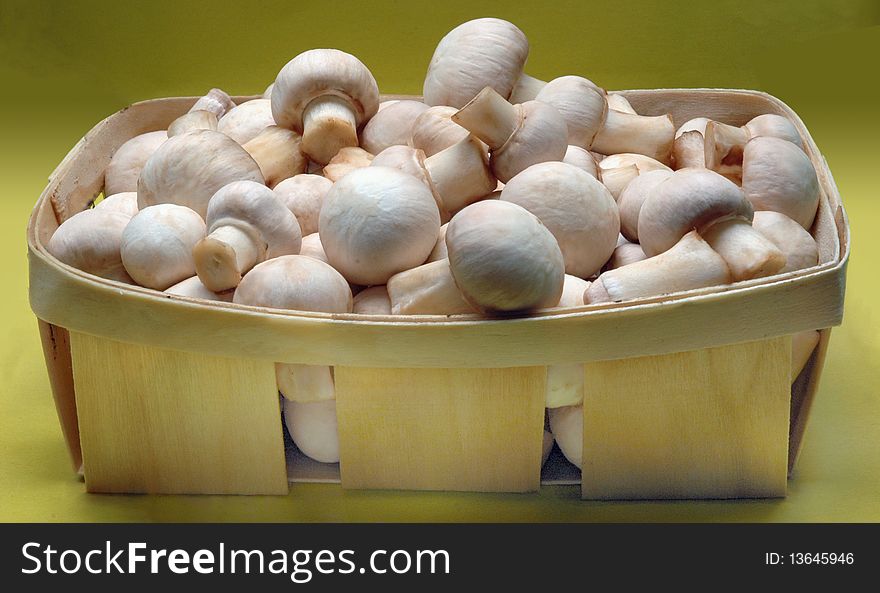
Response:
[47, 17, 824, 468]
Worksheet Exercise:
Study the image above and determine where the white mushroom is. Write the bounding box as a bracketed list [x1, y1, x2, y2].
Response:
[193, 180, 302, 292]
[672, 117, 711, 169]
[272, 49, 379, 165]
[352, 285, 392, 315]
[591, 108, 675, 165]
[273, 174, 333, 236]
[752, 211, 819, 273]
[617, 168, 674, 241]
[95, 191, 139, 218]
[47, 207, 134, 283]
[164, 276, 233, 302]
[410, 105, 473, 157]
[562, 145, 600, 179]
[606, 93, 637, 114]
[606, 236, 648, 270]
[319, 166, 441, 285]
[425, 223, 449, 263]
[299, 232, 328, 263]
[705, 113, 805, 172]
[189, 88, 236, 118]
[120, 204, 206, 290]
[217, 99, 276, 145]
[167, 110, 218, 137]
[242, 125, 307, 187]
[104, 130, 168, 196]
[360, 100, 430, 154]
[283, 399, 340, 464]
[386, 259, 475, 315]
[534, 76, 607, 149]
[508, 73, 546, 104]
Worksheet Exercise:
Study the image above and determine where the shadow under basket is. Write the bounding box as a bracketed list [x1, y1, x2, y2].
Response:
[28, 90, 849, 499]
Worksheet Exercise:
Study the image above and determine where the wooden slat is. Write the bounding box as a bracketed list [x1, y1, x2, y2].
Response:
[37, 321, 81, 470]
[70, 332, 288, 495]
[335, 366, 545, 492]
[581, 337, 791, 499]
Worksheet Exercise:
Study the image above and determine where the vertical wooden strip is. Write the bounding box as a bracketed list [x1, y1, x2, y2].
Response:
[335, 367, 546, 492]
[788, 329, 832, 473]
[37, 321, 82, 471]
[582, 337, 791, 500]
[70, 332, 288, 495]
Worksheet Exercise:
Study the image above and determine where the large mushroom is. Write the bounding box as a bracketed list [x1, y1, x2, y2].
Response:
[271, 48, 379, 165]
[193, 180, 302, 292]
[597, 153, 672, 200]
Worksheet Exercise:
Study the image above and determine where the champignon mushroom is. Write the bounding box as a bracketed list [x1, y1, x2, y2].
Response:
[217, 99, 276, 145]
[164, 276, 233, 302]
[752, 210, 819, 273]
[360, 100, 430, 154]
[638, 168, 785, 281]
[167, 110, 218, 137]
[744, 113, 804, 149]
[137, 129, 264, 218]
[672, 117, 711, 169]
[500, 161, 619, 278]
[319, 166, 441, 285]
[606, 93, 637, 114]
[741, 136, 820, 229]
[273, 174, 333, 235]
[545, 274, 590, 409]
[234, 255, 351, 411]
[548, 404, 583, 469]
[352, 285, 392, 315]
[584, 230, 731, 304]
[705, 113, 805, 172]
[591, 108, 675, 165]
[271, 48, 379, 165]
[617, 168, 674, 241]
[322, 147, 374, 182]
[452, 86, 568, 183]
[189, 88, 236, 118]
[410, 105, 473, 157]
[423, 17, 529, 108]
[95, 191, 139, 218]
[446, 200, 564, 313]
[120, 204, 206, 290]
[562, 145, 600, 179]
[283, 399, 340, 464]
[597, 152, 672, 200]
[386, 259, 475, 315]
[242, 125, 307, 187]
[299, 232, 328, 263]
[193, 180, 302, 292]
[508, 73, 546, 104]
[534, 75, 607, 149]
[104, 130, 168, 196]
[47, 208, 134, 283]
[425, 223, 449, 263]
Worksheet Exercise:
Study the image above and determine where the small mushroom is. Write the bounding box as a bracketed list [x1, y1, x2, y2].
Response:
[741, 136, 820, 229]
[534, 75, 607, 149]
[322, 147, 374, 182]
[242, 125, 307, 187]
[598, 152, 672, 200]
[189, 88, 236, 118]
[500, 161, 619, 278]
[562, 145, 600, 179]
[319, 166, 441, 285]
[591, 108, 675, 165]
[273, 174, 333, 235]
[299, 232, 328, 263]
[446, 200, 564, 313]
[606, 235, 648, 270]
[584, 230, 731, 304]
[548, 404, 583, 469]
[104, 130, 168, 196]
[137, 129, 264, 218]
[272, 48, 379, 165]
[386, 259, 475, 315]
[638, 168, 785, 281]
[47, 207, 134, 282]
[234, 255, 351, 411]
[423, 17, 529, 108]
[121, 204, 206, 290]
[360, 100, 430, 154]
[217, 99, 276, 145]
[95, 191, 139, 218]
[705, 113, 805, 172]
[752, 211, 819, 273]
[193, 180, 302, 292]
[617, 168, 674, 241]
[545, 275, 590, 409]
[164, 276, 233, 302]
[672, 117, 711, 169]
[791, 330, 820, 382]
[452, 86, 568, 183]
[425, 223, 449, 263]
[606, 93, 637, 114]
[283, 399, 340, 464]
[410, 105, 473, 157]
[167, 110, 218, 137]
[352, 285, 392, 315]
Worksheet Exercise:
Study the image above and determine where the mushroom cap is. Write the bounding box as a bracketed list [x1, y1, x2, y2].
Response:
[410, 105, 472, 157]
[165, 276, 233, 302]
[638, 168, 753, 257]
[47, 208, 133, 282]
[299, 232, 329, 263]
[491, 100, 568, 183]
[352, 285, 392, 315]
[318, 166, 441, 285]
[271, 48, 379, 133]
[120, 204, 206, 290]
[360, 100, 430, 154]
[95, 192, 139, 218]
[217, 99, 276, 145]
[562, 145, 599, 179]
[752, 210, 819, 273]
[137, 129, 264, 218]
[744, 113, 804, 149]
[104, 130, 168, 196]
[233, 254, 352, 313]
[206, 180, 302, 259]
[273, 174, 333, 236]
[501, 161, 619, 278]
[534, 76, 607, 149]
[446, 200, 564, 313]
[742, 136, 819, 229]
[548, 404, 583, 469]
[617, 168, 674, 241]
[423, 17, 529, 108]
[282, 399, 339, 463]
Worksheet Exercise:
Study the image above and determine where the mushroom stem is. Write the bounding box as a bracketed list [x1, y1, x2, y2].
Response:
[424, 136, 496, 213]
[277, 364, 336, 403]
[508, 73, 547, 103]
[301, 95, 359, 165]
[701, 216, 786, 281]
[242, 125, 307, 187]
[584, 231, 731, 304]
[168, 110, 218, 137]
[673, 129, 706, 169]
[190, 88, 235, 118]
[704, 120, 749, 170]
[193, 225, 262, 292]
[591, 109, 674, 165]
[386, 260, 475, 315]
[451, 87, 519, 150]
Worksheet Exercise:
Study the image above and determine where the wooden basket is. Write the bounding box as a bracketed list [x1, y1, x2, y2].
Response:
[27, 90, 849, 499]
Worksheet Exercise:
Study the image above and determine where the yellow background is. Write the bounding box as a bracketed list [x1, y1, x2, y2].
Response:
[1, 0, 878, 521]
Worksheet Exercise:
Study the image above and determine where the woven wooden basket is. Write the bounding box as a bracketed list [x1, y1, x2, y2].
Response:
[27, 89, 849, 499]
